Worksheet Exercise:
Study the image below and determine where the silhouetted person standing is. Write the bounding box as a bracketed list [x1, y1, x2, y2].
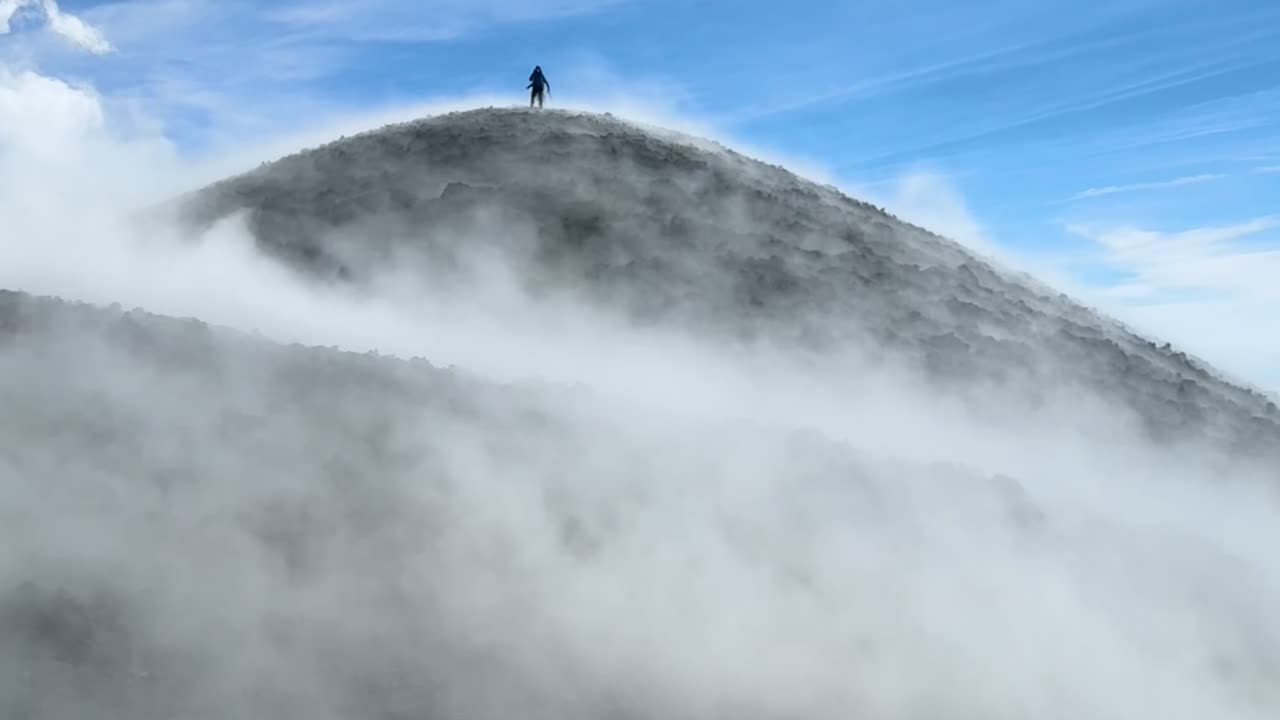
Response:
[528, 66, 550, 108]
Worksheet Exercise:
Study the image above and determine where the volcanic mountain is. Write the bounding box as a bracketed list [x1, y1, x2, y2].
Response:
[172, 107, 1279, 455]
[3, 107, 1278, 718]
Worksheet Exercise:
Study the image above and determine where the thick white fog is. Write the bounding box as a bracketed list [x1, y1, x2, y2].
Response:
[1, 65, 1279, 719]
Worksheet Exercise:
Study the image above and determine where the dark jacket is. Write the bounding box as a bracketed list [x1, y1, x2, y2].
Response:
[528, 68, 549, 93]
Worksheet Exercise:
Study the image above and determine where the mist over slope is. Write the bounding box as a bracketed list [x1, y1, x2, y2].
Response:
[3, 288, 1279, 719]
[3, 105, 1280, 718]
[173, 107, 1280, 457]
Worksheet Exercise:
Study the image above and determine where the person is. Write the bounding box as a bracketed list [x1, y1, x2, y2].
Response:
[528, 65, 550, 108]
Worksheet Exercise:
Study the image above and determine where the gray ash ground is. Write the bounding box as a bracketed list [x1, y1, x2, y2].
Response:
[174, 107, 1280, 458]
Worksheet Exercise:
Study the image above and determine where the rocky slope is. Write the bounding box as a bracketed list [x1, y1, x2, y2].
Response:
[172, 107, 1280, 457]
[4, 107, 1279, 718]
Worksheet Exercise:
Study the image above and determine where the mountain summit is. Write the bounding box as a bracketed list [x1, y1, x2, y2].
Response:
[174, 106, 1280, 456]
[4, 107, 1279, 718]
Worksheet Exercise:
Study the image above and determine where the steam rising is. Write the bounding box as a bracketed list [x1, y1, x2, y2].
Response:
[1, 67, 1279, 719]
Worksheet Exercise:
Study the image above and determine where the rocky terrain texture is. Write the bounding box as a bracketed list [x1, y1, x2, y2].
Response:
[174, 108, 1280, 457]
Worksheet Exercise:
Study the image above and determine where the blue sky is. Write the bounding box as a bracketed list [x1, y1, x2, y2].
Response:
[3, 0, 1279, 389]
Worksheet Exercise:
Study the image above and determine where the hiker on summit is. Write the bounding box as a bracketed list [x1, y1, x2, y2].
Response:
[528, 66, 550, 108]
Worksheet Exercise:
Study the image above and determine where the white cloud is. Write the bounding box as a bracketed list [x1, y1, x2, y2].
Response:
[0, 0, 23, 32]
[1068, 173, 1225, 201]
[1067, 217, 1280, 299]
[1256, 165, 1280, 174]
[41, 0, 112, 53]
[1064, 217, 1280, 389]
[0, 0, 112, 53]
[0, 67, 186, 248]
[0, 66, 103, 145]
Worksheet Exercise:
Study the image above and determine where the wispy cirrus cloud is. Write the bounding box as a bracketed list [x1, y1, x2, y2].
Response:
[1256, 165, 1280, 174]
[1067, 173, 1225, 201]
[263, 0, 627, 42]
[1067, 216, 1280, 296]
[0, 0, 112, 54]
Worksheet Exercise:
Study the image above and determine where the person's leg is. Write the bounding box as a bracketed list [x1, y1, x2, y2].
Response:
[538, 90, 544, 108]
